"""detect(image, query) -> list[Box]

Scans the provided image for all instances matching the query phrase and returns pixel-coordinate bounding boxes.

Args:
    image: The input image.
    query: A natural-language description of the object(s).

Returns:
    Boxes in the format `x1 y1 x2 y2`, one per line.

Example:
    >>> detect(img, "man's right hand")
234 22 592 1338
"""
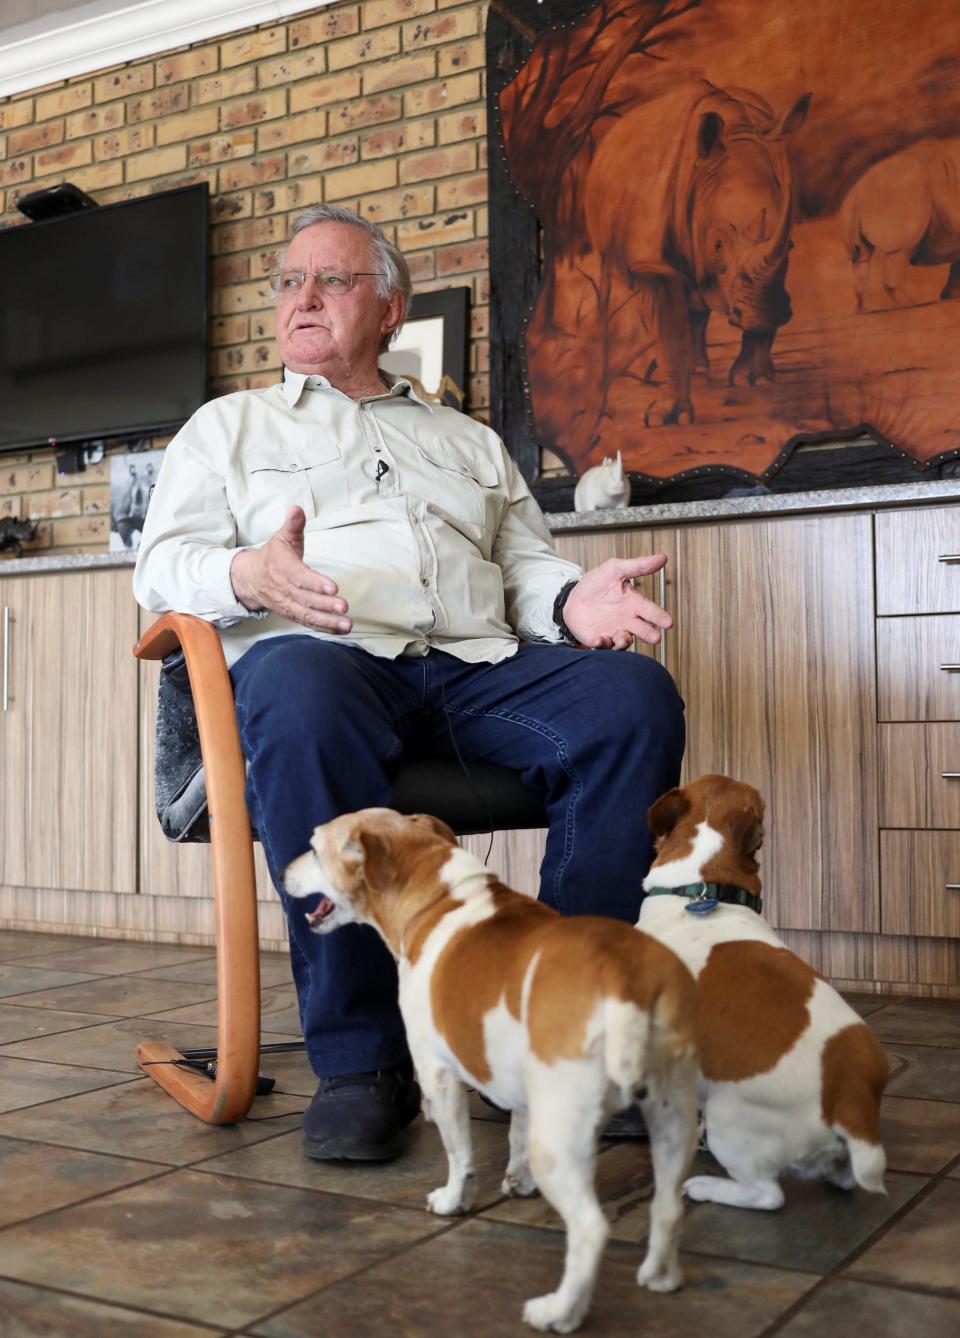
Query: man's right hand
230 506 352 634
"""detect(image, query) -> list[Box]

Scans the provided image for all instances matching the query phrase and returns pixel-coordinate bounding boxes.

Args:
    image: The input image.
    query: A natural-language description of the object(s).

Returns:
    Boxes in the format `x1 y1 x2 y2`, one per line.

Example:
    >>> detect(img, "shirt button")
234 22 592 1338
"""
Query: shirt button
421 577 429 587
374 446 381 452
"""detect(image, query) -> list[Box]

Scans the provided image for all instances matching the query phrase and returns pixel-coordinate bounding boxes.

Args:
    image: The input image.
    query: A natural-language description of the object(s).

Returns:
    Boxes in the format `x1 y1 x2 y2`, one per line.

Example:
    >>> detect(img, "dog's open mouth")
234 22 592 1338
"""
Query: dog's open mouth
305 896 335 927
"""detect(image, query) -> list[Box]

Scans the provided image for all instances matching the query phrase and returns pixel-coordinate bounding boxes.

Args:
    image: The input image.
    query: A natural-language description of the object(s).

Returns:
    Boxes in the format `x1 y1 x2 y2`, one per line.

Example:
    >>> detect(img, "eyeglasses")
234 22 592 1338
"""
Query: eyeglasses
269 267 383 296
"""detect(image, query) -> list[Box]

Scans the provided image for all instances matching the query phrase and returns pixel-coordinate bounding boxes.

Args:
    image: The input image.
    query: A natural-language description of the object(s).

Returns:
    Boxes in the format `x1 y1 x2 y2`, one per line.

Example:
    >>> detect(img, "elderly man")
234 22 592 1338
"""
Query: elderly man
135 204 684 1162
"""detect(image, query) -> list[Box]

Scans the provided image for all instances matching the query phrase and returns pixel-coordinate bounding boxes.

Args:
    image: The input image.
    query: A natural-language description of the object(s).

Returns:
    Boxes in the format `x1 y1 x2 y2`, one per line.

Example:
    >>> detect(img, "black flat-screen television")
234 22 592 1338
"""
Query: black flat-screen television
0 183 208 455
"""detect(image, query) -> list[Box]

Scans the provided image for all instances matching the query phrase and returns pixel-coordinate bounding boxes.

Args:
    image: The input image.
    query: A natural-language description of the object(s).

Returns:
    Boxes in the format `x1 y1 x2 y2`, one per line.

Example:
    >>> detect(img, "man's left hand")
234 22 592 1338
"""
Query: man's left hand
562 555 672 650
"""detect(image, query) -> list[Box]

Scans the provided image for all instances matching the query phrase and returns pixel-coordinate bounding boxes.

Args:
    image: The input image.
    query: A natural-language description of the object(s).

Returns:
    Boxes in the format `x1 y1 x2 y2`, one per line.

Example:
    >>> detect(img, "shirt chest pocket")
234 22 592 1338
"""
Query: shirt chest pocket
414 443 500 526
245 443 349 521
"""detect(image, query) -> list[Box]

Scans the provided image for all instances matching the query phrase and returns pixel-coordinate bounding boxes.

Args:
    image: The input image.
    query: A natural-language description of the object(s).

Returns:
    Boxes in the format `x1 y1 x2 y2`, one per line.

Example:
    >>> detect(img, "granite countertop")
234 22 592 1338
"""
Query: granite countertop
2 478 960 576
545 477 960 529
0 550 138 576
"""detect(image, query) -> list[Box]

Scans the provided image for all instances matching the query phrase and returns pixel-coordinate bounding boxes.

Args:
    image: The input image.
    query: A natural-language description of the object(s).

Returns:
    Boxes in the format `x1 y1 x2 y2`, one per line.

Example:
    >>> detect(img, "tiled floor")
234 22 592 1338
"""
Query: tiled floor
0 930 958 1337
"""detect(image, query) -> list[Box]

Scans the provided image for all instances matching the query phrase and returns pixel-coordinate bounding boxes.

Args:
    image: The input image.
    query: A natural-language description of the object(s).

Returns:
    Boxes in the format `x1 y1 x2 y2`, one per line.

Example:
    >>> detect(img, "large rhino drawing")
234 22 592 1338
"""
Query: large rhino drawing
843 139 960 311
586 80 811 426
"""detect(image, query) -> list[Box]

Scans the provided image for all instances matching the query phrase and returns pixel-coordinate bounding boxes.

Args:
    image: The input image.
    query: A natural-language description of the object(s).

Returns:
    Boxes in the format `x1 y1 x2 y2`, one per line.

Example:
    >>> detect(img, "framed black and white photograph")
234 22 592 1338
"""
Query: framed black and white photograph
380 286 470 411
109 448 164 552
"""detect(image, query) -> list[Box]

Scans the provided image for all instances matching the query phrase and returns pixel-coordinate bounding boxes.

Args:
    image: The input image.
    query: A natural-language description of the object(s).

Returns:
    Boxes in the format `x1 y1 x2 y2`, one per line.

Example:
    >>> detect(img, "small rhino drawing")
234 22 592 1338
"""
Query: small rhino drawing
573 451 630 512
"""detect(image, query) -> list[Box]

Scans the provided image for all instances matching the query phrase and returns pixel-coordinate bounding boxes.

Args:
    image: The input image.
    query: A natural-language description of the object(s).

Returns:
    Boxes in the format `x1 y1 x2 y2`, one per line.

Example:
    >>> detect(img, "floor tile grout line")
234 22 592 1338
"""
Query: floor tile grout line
0 1128 181 1175
0 966 217 992
882 1038 960 1049
0 1004 304 1035
0 980 220 1011
883 1091 960 1108
0 1019 273 1072
0 1163 180 1238
0 1073 143 1119
0 1267 226 1332
0 1015 131 1042
0 1106 306 1175
220 1216 475 1336
185 1158 512 1218
756 1156 960 1337
0 947 215 968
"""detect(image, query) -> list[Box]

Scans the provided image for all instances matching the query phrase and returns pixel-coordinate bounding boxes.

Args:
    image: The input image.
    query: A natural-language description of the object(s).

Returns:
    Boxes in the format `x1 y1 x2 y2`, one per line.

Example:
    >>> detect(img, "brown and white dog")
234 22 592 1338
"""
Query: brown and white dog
284 808 700 1334
638 774 890 1211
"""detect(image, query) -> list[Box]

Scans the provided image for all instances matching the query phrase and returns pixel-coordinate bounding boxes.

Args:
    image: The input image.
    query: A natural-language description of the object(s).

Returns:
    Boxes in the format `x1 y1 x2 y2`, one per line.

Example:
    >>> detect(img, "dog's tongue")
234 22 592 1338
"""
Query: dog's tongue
305 897 334 927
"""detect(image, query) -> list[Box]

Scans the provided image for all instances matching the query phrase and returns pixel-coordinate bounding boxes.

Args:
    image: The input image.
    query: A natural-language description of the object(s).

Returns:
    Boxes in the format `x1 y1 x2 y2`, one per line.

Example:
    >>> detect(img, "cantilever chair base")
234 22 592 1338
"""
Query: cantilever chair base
135 613 261 1125
134 612 548 1126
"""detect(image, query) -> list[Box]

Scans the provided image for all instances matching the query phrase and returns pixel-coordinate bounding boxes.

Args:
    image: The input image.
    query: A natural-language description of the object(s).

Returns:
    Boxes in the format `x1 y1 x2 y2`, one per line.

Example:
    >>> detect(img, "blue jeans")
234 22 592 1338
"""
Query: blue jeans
230 637 684 1077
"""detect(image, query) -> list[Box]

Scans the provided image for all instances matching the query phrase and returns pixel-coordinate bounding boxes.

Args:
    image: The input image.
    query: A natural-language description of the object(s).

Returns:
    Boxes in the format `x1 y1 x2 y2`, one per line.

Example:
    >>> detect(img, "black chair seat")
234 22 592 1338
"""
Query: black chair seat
390 758 547 835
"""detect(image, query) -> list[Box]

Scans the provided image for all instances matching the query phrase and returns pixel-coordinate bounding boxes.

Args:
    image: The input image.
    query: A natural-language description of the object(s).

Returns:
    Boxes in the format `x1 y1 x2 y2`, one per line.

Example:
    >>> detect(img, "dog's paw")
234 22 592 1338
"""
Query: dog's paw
426 1185 469 1216
501 1169 538 1198
523 1292 582 1333
637 1254 683 1293
683 1175 721 1203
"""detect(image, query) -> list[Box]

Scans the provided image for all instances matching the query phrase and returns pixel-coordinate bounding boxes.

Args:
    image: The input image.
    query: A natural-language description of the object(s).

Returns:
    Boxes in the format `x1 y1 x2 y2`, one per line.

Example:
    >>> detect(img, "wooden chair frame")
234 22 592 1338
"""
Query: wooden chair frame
134 613 261 1124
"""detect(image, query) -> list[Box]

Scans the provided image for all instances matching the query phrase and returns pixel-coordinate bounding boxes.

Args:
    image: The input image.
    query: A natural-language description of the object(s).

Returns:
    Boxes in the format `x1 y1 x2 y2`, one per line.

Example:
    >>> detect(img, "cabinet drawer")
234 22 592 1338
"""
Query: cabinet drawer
876 507 960 614
881 830 960 937
879 723 960 826
877 616 960 720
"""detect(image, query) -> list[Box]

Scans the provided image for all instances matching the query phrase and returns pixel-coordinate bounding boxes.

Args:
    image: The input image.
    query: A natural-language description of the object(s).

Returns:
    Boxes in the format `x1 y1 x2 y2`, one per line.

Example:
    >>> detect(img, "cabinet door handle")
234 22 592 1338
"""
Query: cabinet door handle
1 606 9 714
946 884 960 891
938 554 960 563
657 566 667 666
940 664 960 672
944 773 960 779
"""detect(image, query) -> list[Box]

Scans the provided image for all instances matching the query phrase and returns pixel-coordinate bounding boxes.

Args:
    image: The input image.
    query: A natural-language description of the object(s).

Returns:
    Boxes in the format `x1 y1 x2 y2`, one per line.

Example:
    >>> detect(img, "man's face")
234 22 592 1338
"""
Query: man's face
275 222 401 377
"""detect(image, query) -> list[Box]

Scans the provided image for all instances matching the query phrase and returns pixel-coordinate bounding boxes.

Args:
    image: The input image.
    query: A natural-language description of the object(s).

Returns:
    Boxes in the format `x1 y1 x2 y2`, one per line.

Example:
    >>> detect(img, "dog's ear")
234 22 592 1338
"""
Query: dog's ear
742 818 765 854
350 828 393 890
648 788 690 837
409 813 458 845
730 801 765 855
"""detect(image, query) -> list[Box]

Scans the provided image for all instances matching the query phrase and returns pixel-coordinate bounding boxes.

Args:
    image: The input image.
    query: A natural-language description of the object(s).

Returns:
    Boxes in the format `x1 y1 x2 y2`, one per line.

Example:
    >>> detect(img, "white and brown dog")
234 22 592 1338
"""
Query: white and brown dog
284 807 700 1334
638 774 890 1211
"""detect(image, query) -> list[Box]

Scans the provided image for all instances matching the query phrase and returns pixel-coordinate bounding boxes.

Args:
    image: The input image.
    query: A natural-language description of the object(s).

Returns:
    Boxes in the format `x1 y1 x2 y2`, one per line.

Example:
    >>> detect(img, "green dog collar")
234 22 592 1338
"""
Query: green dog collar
644 881 763 916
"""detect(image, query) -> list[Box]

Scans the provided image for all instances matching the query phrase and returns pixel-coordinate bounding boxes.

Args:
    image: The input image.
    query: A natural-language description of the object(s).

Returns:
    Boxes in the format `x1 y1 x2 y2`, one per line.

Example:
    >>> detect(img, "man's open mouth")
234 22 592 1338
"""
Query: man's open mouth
305 896 335 927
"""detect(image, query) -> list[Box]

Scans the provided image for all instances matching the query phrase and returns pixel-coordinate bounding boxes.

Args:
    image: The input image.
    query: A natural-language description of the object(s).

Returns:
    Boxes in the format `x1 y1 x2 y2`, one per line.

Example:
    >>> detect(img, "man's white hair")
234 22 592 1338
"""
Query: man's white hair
282 204 413 350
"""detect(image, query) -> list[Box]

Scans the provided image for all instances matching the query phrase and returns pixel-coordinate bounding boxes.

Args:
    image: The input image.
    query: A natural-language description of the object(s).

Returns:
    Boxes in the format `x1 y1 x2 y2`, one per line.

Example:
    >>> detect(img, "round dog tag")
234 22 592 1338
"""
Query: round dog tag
685 897 718 915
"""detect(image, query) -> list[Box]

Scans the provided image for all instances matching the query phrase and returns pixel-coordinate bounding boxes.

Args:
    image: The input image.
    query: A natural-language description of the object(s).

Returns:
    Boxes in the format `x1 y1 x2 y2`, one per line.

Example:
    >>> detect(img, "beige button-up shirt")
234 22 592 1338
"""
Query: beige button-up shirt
134 370 583 668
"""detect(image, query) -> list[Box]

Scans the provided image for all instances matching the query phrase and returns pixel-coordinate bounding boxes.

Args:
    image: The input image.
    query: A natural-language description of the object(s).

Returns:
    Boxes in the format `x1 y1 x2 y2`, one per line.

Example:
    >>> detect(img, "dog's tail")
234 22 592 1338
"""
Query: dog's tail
823 1023 890 1195
603 984 697 1105
842 1135 887 1194
603 999 652 1108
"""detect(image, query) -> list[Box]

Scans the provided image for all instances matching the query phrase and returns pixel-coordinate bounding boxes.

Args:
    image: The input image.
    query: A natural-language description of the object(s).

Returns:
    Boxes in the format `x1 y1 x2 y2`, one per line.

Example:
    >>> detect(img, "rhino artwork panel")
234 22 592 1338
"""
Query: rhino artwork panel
493 0 960 489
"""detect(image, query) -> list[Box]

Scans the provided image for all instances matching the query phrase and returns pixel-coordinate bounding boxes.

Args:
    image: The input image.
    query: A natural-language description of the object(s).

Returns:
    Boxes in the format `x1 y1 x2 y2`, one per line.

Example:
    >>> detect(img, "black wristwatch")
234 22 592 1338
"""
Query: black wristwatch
553 579 580 645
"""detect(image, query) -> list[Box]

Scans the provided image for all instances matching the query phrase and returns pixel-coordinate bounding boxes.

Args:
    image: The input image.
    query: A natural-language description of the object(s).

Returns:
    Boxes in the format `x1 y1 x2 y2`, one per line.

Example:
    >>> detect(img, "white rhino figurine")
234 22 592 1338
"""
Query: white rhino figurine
573 451 630 512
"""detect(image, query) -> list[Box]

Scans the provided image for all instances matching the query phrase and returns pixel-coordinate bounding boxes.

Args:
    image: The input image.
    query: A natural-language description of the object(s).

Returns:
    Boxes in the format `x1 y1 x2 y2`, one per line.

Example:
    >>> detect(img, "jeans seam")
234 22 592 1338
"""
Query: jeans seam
441 703 581 913
234 696 286 891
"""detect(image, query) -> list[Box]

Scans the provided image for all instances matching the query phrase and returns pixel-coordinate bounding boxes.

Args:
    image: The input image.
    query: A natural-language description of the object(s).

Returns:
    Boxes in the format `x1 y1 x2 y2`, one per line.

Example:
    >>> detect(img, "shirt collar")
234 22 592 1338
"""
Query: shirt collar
281 367 433 411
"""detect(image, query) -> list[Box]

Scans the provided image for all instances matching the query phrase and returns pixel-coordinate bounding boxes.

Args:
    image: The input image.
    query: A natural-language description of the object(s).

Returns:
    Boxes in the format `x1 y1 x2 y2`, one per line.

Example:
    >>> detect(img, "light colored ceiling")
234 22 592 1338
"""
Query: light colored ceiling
0 1 124 45
0 0 326 98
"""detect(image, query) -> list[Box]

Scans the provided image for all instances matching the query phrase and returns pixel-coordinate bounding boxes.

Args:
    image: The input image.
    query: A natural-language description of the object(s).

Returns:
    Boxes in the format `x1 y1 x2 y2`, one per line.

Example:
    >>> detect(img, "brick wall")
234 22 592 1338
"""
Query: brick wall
0 0 490 555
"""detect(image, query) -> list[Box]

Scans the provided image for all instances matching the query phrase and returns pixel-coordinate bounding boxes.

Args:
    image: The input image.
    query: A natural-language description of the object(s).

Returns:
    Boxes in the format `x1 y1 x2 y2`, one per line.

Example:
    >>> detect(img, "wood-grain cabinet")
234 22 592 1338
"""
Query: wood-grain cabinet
876 506 960 940
0 568 139 904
